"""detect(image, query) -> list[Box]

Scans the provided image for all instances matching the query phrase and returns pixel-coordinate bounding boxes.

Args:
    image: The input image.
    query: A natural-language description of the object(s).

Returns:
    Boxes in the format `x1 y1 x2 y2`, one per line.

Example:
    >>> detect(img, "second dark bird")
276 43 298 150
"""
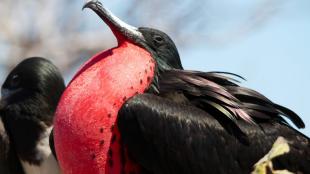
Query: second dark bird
0 57 65 174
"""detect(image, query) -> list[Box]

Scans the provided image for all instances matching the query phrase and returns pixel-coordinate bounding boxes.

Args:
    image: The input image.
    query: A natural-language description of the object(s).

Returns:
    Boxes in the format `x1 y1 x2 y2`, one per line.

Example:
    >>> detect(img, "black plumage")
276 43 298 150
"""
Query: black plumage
140 29 304 130
0 118 24 174
49 129 57 161
0 57 65 174
158 70 305 129
118 94 310 174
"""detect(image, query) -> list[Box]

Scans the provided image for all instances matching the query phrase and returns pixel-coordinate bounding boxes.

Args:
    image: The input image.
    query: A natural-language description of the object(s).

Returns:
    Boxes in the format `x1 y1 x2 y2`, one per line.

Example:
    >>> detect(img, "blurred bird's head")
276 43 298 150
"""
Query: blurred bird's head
0 57 65 125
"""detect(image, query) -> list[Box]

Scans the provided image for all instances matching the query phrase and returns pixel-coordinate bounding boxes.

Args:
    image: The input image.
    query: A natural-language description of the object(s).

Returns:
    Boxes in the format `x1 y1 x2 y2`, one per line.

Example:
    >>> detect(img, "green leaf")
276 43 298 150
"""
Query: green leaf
252 137 294 174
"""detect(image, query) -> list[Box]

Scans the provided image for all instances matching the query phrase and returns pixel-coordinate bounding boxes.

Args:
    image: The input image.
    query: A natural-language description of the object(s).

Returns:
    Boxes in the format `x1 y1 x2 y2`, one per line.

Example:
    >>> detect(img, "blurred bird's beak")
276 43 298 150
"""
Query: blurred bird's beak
0 89 9 110
82 0 146 45
1 88 11 100
0 88 19 110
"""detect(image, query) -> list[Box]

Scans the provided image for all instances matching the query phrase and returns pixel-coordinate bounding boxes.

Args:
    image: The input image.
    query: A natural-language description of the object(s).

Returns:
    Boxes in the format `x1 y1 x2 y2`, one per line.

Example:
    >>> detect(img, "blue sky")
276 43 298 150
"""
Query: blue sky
179 0 310 135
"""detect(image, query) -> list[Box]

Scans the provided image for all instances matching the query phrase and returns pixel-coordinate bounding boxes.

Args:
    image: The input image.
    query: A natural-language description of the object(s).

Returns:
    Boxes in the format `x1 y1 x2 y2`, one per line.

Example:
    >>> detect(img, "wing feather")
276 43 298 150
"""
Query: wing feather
118 94 310 174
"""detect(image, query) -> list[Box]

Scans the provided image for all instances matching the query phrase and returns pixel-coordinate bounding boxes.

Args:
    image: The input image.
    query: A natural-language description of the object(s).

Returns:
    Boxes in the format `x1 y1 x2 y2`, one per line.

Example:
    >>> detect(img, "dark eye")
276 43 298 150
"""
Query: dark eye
153 35 164 45
10 74 21 88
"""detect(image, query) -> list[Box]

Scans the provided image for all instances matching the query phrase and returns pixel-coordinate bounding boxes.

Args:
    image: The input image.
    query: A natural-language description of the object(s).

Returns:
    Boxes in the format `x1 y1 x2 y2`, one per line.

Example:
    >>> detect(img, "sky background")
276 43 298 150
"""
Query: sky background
180 0 310 135
0 0 309 135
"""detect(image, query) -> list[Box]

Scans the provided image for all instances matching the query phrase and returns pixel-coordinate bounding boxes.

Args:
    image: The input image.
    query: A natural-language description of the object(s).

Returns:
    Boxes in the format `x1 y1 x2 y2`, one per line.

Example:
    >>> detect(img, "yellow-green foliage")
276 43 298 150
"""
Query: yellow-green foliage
252 137 294 174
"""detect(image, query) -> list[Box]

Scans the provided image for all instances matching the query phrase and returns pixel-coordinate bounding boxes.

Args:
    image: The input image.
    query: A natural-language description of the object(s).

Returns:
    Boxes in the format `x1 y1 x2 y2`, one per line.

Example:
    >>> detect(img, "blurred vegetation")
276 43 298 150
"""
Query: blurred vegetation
0 0 207 74
0 0 282 77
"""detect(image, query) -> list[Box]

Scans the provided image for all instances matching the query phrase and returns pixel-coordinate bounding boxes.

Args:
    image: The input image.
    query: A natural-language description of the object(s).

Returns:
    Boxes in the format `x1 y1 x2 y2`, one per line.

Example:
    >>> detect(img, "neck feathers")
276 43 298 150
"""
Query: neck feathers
20 126 61 174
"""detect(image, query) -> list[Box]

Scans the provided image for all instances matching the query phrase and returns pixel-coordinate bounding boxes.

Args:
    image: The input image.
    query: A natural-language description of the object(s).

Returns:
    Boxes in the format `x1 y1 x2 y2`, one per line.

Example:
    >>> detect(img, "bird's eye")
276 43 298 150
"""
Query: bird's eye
10 74 21 88
153 35 164 45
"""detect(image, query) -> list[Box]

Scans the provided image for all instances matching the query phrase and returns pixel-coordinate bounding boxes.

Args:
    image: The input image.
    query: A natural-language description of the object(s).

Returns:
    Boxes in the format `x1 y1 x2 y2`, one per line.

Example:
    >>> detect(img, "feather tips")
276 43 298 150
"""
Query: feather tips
158 69 305 129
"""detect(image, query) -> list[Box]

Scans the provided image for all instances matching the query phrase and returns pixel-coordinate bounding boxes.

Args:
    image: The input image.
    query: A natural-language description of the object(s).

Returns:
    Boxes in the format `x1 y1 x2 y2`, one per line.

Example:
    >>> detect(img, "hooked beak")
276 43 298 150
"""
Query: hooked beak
83 0 146 45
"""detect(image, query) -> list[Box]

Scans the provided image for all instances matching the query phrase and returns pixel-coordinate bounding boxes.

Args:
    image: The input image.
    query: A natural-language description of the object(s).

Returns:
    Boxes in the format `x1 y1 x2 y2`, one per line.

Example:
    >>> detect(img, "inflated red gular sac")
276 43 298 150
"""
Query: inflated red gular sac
53 1 310 174
53 1 180 174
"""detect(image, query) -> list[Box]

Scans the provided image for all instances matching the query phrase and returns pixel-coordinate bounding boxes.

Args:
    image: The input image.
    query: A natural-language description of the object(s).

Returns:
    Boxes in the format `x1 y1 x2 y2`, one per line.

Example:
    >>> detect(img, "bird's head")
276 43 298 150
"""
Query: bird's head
0 57 65 125
83 0 183 71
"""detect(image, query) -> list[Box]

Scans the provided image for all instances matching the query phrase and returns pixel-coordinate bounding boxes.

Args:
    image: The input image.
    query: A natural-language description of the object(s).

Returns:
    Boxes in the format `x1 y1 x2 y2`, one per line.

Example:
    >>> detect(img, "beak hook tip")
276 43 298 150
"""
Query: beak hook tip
82 0 102 11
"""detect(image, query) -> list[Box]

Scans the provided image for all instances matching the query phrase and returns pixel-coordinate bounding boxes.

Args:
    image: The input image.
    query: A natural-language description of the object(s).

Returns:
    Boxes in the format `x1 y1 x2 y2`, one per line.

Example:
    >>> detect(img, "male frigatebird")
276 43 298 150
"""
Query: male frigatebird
0 57 64 174
53 1 310 174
